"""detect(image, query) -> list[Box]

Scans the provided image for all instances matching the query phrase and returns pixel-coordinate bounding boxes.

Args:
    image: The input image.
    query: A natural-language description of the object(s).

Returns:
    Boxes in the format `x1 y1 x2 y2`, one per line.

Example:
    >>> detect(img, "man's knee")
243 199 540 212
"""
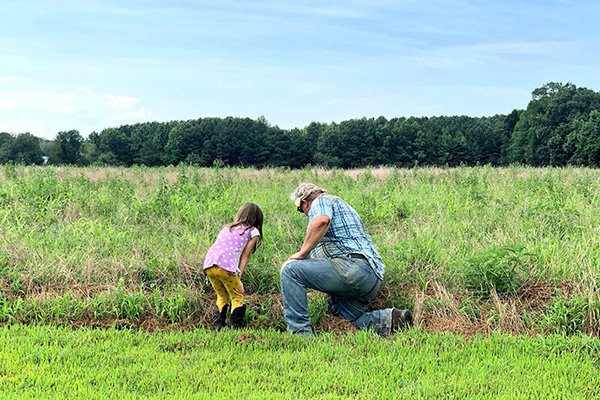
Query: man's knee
281 259 310 283
280 259 299 279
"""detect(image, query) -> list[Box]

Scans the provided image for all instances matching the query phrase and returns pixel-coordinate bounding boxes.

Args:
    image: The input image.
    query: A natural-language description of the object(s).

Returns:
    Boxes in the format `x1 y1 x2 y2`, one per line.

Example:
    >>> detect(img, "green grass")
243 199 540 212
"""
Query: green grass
1 165 600 398
0 324 599 399
0 165 599 334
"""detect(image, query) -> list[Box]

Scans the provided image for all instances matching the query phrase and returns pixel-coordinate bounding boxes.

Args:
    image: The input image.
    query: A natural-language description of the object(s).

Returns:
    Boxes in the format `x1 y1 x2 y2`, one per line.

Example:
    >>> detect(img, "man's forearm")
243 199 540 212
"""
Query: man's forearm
297 215 331 257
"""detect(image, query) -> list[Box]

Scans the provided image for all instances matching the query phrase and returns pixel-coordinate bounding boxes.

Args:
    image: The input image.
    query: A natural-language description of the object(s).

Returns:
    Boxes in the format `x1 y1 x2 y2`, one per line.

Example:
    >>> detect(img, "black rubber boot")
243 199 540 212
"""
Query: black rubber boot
229 304 247 329
213 304 229 331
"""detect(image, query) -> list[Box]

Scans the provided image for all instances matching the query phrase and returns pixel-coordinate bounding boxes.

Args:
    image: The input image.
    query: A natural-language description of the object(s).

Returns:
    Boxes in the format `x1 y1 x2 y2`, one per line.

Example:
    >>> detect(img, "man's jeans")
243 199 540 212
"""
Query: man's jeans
280 255 394 336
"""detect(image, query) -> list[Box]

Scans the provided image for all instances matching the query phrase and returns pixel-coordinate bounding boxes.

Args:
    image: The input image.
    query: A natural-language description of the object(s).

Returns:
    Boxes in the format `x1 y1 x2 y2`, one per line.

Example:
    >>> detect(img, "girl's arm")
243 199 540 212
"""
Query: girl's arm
238 236 259 278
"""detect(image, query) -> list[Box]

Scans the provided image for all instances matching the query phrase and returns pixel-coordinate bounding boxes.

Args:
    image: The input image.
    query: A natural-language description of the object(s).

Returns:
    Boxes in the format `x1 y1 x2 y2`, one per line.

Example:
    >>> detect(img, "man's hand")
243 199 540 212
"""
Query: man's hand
288 251 310 260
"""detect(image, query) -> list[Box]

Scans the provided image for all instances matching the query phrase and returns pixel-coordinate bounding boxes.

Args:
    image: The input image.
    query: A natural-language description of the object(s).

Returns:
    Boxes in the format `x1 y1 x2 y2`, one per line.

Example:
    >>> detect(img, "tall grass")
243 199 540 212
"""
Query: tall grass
0 165 599 334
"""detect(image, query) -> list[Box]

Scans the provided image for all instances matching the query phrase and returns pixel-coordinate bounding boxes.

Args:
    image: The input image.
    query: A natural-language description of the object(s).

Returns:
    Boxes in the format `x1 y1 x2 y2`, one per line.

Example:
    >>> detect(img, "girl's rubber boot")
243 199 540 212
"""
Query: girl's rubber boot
213 304 229 331
229 305 247 329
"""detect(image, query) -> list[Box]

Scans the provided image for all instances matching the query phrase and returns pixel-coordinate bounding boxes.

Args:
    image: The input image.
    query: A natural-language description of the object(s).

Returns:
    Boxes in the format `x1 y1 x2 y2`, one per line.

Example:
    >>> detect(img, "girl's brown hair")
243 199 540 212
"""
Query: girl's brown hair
226 202 263 253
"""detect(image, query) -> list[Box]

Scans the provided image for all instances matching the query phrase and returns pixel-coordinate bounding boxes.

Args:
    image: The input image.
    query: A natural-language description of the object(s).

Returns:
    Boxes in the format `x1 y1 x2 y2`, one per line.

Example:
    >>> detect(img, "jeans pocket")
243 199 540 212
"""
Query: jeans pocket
332 258 370 290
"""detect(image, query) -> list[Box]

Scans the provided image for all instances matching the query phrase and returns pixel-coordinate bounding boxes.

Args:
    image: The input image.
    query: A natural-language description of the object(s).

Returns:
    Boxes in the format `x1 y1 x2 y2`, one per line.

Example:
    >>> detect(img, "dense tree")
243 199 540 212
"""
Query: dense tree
80 132 102 165
0 133 44 165
314 123 343 167
91 127 132 166
4 82 600 168
0 132 12 149
508 82 600 166
262 126 294 167
497 110 520 165
207 117 253 166
383 118 414 167
129 122 172 166
567 110 600 166
164 119 205 165
48 130 83 165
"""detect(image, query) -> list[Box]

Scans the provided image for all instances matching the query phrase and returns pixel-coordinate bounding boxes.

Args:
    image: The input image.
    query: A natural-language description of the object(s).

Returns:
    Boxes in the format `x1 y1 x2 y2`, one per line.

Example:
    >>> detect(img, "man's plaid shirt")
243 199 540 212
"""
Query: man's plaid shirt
308 193 385 280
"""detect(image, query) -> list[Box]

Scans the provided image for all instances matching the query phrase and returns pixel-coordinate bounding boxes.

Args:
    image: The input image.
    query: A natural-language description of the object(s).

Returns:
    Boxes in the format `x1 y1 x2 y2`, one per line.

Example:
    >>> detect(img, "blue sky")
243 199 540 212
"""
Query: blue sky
1 0 599 140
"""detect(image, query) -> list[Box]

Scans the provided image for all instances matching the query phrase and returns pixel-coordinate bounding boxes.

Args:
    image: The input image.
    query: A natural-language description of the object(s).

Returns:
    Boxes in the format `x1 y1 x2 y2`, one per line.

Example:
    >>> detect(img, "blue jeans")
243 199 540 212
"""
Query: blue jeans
280 255 394 336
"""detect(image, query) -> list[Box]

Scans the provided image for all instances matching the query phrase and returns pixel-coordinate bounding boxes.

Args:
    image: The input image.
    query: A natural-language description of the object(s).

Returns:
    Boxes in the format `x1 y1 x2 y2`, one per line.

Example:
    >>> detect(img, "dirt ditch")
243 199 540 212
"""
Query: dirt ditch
1 278 593 337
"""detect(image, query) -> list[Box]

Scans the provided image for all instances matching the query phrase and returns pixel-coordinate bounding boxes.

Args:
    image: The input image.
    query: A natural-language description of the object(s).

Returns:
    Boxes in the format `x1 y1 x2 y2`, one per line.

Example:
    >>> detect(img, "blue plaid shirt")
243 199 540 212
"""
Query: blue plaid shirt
308 193 385 280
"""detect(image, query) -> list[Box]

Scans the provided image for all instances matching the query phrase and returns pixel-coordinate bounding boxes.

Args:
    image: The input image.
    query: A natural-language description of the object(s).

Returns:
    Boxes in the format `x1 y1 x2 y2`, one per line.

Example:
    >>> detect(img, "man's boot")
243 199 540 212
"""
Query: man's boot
229 304 247 329
391 308 412 333
213 304 229 331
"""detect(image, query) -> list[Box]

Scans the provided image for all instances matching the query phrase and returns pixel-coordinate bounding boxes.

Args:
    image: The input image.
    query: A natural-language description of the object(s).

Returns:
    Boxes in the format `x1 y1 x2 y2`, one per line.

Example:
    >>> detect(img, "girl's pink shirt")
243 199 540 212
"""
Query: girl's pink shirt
203 225 260 274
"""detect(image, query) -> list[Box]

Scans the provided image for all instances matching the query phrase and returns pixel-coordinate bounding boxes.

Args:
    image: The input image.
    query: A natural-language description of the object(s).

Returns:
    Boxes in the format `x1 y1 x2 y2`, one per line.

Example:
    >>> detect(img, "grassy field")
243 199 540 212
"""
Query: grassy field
1 165 599 398
1 324 599 399
0 164 599 334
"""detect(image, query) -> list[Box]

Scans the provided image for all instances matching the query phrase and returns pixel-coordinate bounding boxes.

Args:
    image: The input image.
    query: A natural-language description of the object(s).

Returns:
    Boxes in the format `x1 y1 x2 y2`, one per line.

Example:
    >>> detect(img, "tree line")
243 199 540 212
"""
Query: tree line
3 82 600 168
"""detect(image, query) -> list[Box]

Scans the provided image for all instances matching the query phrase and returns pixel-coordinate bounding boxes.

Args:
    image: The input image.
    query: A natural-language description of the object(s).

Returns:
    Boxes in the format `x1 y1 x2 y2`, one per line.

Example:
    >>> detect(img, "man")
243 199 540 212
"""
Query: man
280 183 412 336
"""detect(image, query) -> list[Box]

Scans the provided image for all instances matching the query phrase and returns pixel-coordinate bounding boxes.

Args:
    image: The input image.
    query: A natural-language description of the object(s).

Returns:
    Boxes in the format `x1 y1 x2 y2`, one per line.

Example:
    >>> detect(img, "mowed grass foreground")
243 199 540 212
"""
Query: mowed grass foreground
0 164 599 335
1 324 599 399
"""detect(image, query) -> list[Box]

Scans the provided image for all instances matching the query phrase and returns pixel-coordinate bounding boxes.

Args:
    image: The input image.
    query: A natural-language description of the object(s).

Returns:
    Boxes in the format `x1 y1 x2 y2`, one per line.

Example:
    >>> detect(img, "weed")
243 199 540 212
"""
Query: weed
308 291 328 326
111 281 147 321
161 292 192 323
245 294 285 330
463 246 529 299
540 296 590 335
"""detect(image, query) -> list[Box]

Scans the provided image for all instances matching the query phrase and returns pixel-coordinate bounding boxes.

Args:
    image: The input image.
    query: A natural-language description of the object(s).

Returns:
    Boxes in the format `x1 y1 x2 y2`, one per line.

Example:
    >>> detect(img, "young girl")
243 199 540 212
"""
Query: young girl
203 202 263 330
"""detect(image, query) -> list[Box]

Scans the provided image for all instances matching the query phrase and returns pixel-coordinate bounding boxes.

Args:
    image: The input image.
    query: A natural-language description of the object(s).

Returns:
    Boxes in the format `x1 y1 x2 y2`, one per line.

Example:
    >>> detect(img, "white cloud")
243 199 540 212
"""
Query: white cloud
78 87 97 97
414 40 576 69
0 86 152 138
131 106 151 117
102 95 138 109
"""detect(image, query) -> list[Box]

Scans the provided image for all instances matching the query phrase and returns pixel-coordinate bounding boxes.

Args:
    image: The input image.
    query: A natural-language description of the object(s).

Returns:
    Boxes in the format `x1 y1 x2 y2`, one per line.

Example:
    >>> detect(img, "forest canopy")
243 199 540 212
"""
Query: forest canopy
3 82 600 168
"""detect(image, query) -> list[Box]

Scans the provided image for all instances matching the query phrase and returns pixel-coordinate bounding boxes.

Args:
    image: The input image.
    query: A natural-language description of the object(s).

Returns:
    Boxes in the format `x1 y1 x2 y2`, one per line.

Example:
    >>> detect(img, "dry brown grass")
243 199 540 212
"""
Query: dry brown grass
5 278 594 337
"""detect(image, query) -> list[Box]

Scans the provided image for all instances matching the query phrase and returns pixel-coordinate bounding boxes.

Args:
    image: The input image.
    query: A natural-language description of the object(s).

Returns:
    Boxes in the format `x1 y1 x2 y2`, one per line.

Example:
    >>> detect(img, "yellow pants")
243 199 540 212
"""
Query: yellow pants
205 266 243 311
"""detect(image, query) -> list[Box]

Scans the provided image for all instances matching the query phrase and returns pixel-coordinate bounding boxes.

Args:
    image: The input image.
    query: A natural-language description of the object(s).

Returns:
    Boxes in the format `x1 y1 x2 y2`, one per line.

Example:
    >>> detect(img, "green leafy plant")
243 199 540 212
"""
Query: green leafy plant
463 246 528 299
540 296 589 335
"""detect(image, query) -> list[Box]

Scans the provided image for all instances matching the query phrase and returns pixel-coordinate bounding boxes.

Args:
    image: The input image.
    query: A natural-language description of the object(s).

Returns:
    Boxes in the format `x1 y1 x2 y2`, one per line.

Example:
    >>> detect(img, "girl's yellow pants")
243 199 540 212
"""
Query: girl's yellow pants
205 266 244 311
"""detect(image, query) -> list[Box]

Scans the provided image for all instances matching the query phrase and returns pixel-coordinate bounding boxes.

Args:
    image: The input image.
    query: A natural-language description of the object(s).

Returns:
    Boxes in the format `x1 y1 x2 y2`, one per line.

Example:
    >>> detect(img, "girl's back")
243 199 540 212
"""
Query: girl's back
204 224 260 274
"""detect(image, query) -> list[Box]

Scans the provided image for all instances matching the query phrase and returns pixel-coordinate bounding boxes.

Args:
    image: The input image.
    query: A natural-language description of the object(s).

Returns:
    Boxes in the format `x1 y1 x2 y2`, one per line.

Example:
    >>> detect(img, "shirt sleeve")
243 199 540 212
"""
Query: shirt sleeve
250 227 260 238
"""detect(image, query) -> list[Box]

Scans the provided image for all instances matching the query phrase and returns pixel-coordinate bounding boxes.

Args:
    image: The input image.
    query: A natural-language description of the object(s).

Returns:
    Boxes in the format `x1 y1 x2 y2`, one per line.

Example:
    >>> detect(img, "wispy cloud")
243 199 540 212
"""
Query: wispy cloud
0 86 152 138
1 1 598 136
131 106 151 118
414 40 577 69
78 87 97 97
102 95 139 109
457 41 575 56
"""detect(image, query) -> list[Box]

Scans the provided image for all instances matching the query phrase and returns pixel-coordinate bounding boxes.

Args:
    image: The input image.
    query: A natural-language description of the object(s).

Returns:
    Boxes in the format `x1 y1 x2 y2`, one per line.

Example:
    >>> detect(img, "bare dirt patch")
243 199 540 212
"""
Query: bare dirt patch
317 315 359 334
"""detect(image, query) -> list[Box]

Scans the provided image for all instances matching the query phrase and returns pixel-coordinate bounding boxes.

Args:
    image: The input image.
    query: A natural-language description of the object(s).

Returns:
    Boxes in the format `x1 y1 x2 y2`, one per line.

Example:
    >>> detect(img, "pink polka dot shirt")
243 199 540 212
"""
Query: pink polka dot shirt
203 225 260 274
